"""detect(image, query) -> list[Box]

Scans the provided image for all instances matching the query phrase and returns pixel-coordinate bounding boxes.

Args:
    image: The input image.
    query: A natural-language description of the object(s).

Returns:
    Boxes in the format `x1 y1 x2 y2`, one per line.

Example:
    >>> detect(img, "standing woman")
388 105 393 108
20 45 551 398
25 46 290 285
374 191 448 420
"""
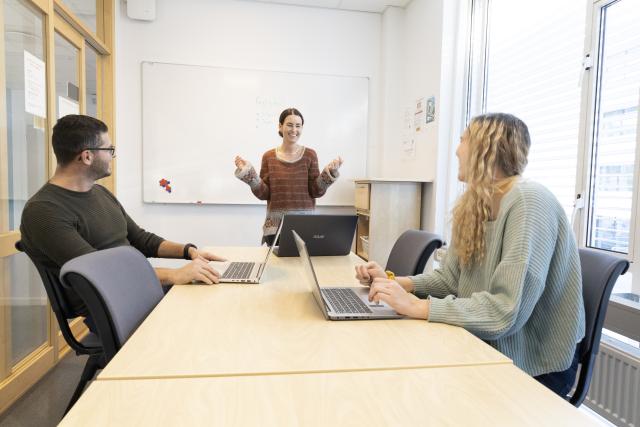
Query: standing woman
356 113 585 397
235 108 343 245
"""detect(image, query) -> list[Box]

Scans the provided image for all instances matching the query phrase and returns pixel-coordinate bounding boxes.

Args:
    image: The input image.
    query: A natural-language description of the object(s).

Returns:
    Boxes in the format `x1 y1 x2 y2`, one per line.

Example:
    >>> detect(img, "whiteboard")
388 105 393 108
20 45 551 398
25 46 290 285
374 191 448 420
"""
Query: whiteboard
142 62 368 205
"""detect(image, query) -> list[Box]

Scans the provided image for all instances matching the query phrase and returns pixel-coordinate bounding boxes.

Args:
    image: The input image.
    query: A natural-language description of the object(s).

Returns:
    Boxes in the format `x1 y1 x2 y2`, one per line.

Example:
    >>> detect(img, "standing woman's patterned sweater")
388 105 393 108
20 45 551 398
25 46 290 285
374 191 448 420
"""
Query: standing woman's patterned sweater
235 147 338 240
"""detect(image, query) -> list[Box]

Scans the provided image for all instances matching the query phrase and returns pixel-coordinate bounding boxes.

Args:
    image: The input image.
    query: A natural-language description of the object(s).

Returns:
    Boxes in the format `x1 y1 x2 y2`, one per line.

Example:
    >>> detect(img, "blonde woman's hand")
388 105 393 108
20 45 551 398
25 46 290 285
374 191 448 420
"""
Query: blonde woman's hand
325 156 343 173
234 156 247 169
369 278 429 319
355 261 386 287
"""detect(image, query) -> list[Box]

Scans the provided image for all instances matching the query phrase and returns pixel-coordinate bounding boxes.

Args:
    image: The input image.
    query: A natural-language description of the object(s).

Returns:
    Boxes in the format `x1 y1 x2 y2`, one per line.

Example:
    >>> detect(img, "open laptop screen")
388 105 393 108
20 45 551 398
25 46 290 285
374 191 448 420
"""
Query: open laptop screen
293 231 329 316
276 214 357 257
256 220 284 276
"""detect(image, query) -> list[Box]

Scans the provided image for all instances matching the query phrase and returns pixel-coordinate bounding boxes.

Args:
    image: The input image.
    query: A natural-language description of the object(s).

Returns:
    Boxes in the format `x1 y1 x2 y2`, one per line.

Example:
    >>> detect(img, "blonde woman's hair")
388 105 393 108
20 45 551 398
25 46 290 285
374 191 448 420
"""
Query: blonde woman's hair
452 113 530 267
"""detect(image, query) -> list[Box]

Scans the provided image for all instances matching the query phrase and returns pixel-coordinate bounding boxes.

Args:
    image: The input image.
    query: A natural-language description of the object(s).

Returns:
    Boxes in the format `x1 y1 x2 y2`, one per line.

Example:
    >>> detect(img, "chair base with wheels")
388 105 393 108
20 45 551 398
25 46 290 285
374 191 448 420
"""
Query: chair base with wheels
65 351 104 414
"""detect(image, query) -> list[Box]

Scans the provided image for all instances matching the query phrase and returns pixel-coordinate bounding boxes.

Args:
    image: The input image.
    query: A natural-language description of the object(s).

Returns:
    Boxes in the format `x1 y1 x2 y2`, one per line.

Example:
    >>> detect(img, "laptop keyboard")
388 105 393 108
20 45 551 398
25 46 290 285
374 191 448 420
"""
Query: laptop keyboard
222 262 255 279
322 288 372 314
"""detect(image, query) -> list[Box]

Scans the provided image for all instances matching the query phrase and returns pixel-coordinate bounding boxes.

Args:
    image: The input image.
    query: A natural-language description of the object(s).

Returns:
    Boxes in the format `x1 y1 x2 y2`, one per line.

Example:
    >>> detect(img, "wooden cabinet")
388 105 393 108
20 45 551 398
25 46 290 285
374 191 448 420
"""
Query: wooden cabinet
354 179 425 264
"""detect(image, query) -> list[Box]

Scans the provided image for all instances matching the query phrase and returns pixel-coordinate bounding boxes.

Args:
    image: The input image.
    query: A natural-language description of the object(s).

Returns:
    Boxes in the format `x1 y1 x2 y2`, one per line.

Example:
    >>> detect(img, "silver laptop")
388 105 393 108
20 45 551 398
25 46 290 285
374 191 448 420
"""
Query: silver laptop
218 222 282 284
293 231 403 320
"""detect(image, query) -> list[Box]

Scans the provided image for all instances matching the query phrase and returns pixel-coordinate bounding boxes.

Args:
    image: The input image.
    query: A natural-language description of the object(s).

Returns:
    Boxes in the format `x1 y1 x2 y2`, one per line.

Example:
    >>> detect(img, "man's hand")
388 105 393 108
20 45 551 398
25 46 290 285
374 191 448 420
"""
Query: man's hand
171 258 220 285
188 247 227 263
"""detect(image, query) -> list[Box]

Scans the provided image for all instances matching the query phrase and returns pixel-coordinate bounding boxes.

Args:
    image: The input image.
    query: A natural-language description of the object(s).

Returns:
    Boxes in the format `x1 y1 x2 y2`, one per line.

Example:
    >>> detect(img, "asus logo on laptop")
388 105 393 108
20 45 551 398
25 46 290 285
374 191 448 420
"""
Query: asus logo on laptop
312 234 325 239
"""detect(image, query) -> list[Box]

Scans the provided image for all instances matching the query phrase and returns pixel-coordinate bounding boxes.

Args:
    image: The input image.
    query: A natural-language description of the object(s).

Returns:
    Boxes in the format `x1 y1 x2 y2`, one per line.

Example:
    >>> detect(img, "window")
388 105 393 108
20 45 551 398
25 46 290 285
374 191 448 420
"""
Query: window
2 0 49 367
464 0 640 351
54 31 79 119
85 42 99 117
480 0 588 216
585 0 640 255
58 0 97 33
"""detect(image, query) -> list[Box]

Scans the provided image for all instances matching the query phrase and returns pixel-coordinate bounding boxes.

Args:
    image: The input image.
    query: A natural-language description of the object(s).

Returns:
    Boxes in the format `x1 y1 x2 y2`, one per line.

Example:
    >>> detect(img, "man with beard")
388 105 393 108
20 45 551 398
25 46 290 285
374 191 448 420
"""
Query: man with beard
20 115 223 318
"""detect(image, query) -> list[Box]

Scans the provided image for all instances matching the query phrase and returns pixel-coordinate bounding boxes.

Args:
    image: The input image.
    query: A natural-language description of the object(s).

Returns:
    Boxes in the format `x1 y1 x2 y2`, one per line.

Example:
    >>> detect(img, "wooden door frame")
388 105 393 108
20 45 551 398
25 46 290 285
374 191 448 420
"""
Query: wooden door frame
0 0 115 414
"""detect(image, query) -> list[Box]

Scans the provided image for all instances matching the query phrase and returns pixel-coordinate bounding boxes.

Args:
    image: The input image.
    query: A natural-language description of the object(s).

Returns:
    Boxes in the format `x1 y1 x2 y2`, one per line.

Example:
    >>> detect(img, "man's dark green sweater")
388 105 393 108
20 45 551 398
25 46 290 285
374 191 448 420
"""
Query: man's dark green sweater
20 183 165 315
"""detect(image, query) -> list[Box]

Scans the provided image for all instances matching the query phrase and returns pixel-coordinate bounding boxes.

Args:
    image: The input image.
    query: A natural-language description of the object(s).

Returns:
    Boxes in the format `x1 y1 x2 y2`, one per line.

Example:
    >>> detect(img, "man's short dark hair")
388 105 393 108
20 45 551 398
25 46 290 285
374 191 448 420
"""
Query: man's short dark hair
52 115 108 165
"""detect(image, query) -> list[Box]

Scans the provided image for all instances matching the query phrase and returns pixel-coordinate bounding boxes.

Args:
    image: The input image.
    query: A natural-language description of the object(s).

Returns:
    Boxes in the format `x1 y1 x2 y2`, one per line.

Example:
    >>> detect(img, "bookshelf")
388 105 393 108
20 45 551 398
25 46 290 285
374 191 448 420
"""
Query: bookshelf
354 179 425 264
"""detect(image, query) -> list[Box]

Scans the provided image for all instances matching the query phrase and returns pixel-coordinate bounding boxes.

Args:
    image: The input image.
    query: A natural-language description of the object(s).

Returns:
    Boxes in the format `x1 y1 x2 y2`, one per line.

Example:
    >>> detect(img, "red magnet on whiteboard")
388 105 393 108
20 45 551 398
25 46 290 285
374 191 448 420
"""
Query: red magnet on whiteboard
159 178 172 193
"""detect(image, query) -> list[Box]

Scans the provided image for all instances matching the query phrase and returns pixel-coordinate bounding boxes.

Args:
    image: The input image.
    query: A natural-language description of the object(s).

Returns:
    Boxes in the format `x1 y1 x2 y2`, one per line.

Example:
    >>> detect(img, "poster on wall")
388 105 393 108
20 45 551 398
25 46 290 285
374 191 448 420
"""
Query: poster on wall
402 106 416 158
24 51 46 118
414 97 425 132
426 96 436 123
58 96 79 119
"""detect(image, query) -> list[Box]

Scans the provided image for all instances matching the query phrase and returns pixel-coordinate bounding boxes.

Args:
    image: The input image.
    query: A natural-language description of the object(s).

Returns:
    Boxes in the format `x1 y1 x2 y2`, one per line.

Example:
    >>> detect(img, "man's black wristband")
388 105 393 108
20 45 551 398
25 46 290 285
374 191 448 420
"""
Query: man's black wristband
183 243 197 260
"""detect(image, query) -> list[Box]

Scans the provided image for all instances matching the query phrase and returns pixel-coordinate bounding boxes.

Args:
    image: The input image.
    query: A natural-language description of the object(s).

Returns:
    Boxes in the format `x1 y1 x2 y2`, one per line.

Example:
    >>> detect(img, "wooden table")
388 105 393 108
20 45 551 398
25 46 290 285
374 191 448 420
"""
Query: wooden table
98 248 510 381
63 364 597 426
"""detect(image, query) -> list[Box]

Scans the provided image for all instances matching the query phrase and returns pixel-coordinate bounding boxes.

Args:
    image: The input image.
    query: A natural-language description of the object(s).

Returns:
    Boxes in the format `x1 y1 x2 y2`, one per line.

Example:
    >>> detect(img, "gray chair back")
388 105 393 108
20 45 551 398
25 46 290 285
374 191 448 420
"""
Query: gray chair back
60 246 164 360
569 247 629 406
385 230 443 276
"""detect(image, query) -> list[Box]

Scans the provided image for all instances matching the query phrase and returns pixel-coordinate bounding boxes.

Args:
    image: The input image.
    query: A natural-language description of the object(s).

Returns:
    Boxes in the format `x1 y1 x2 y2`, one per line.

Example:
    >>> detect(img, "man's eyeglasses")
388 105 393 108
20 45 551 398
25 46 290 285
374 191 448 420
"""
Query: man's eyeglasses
85 146 116 157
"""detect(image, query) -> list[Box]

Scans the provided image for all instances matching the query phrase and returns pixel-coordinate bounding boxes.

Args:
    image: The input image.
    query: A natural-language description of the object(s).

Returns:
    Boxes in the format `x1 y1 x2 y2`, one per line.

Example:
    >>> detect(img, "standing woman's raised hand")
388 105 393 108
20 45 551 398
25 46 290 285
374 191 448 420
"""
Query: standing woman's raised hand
326 156 343 174
234 156 247 169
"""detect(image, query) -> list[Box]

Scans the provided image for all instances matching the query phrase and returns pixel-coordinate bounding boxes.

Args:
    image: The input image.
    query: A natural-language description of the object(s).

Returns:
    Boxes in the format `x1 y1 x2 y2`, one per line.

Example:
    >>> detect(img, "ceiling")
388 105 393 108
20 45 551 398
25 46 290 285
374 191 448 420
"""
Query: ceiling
239 0 413 13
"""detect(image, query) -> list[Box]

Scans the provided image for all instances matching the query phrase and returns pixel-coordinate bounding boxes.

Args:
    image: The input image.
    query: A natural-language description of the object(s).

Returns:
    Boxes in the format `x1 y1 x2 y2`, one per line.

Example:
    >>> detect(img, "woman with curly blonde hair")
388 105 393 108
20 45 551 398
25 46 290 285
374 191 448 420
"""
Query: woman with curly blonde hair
356 113 585 396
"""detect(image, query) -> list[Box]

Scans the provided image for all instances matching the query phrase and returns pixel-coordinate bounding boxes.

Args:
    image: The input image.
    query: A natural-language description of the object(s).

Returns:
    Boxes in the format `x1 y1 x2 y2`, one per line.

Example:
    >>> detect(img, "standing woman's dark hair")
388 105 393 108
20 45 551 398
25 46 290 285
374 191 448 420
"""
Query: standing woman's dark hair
278 108 304 137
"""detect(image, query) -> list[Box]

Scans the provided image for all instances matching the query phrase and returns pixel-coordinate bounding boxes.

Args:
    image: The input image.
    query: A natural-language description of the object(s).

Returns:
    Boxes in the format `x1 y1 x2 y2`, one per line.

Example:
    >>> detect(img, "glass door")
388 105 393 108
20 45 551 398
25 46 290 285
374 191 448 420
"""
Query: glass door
0 0 114 415
0 0 54 411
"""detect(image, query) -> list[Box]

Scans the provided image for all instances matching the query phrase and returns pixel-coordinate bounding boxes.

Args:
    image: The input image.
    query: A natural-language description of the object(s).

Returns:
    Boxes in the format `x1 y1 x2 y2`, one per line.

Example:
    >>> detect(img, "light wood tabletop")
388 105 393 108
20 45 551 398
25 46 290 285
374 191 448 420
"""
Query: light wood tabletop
97 247 510 380
64 364 597 426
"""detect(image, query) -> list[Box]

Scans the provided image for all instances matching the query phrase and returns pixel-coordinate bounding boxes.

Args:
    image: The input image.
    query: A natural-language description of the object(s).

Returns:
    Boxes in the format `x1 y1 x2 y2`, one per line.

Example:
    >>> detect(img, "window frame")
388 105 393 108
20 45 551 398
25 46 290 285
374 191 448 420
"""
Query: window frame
461 0 640 341
577 0 640 343
576 0 640 266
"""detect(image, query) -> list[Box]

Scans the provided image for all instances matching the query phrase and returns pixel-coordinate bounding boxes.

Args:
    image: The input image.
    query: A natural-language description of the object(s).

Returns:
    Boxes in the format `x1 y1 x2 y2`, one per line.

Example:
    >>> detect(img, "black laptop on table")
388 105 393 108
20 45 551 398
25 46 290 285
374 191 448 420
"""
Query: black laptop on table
273 214 357 257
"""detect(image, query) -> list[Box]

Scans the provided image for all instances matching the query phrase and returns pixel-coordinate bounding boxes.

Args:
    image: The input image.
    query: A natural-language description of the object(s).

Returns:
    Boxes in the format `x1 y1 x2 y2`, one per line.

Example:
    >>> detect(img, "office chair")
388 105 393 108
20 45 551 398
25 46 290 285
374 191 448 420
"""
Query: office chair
15 241 105 415
568 248 629 407
385 230 443 276
60 246 164 363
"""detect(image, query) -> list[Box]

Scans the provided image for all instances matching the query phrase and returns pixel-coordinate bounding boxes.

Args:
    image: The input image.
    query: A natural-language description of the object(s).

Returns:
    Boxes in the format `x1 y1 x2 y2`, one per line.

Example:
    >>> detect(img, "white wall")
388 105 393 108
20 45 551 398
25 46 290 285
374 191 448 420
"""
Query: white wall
115 0 382 246
379 6 405 171
378 0 464 238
